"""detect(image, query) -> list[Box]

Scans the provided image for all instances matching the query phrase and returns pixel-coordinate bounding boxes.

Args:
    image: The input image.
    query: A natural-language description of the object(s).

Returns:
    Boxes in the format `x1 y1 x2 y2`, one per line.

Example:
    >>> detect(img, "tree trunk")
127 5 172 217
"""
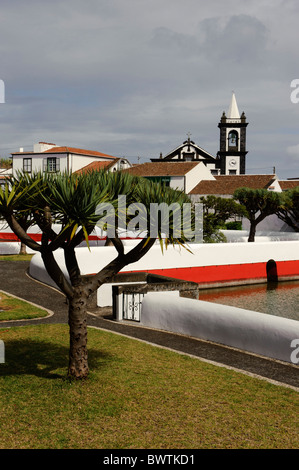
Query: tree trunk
248 222 256 242
19 241 27 255
68 287 89 379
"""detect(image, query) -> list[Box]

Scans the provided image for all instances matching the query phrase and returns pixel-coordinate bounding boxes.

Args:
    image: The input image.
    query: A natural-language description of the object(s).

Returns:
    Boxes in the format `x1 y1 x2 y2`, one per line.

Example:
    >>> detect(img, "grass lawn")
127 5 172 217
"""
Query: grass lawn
0 254 33 261
0 291 49 322
0 323 298 449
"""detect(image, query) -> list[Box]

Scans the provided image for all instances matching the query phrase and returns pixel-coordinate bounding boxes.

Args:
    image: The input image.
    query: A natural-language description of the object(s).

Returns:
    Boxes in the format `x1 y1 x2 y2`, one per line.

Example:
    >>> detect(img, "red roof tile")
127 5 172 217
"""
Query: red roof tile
189 174 277 195
44 146 117 159
279 180 299 191
75 160 117 174
123 161 200 177
12 146 117 159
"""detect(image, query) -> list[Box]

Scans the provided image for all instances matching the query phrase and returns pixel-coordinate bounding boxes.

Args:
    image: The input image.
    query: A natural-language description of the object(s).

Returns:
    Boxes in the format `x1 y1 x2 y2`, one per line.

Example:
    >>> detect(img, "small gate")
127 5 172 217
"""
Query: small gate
122 291 145 321
112 276 199 323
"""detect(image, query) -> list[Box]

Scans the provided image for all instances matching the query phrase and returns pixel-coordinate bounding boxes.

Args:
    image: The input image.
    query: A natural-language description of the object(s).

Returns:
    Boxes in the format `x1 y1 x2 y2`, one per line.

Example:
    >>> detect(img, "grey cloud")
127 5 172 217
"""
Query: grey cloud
0 1 298 179
151 14 268 64
199 14 268 63
150 27 199 57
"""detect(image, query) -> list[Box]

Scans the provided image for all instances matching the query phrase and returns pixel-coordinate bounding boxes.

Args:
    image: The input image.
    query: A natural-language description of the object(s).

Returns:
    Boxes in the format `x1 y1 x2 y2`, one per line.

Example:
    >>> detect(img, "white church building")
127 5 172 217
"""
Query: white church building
150 92 248 177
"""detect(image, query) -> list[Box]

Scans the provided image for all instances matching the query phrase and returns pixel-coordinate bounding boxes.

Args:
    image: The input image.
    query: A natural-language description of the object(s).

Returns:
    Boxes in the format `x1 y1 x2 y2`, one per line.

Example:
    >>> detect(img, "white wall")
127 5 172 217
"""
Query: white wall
69 155 114 172
169 176 184 191
222 229 299 242
140 293 299 364
29 240 299 293
12 153 69 173
185 162 215 193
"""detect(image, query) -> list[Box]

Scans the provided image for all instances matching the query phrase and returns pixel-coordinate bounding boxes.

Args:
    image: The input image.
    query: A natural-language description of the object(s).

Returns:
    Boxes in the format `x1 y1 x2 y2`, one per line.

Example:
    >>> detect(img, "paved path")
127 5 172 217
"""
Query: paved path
0 260 298 391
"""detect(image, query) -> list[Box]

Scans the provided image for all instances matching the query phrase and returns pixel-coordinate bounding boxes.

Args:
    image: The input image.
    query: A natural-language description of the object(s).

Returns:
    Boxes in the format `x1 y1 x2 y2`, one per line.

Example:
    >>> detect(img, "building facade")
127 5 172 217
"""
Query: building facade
11 142 131 175
151 92 248 177
216 92 248 175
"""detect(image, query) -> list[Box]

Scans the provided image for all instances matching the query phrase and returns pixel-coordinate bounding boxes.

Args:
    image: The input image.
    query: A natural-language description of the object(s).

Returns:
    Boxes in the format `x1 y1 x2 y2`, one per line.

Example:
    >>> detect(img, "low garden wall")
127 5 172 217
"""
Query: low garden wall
140 293 299 364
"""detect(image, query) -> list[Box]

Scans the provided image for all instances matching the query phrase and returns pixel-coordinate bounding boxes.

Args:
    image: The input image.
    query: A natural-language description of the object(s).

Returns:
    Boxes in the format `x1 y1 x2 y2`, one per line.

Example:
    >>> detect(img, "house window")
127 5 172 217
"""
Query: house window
23 158 32 173
43 157 60 173
229 169 237 175
146 176 171 186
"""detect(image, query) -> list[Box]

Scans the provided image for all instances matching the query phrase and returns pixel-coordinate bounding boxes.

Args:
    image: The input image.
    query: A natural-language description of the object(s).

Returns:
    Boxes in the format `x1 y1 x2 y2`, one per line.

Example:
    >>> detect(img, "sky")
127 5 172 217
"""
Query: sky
1 0 299 179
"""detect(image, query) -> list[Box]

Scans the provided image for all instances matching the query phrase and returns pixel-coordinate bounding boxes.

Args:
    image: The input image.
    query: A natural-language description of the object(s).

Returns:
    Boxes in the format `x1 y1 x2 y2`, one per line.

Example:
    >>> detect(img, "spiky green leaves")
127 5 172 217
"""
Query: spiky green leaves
0 169 199 252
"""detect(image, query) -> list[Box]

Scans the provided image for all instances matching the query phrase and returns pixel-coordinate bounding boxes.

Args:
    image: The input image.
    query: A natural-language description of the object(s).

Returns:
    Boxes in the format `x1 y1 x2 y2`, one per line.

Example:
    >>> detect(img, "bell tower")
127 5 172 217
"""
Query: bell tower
217 92 248 175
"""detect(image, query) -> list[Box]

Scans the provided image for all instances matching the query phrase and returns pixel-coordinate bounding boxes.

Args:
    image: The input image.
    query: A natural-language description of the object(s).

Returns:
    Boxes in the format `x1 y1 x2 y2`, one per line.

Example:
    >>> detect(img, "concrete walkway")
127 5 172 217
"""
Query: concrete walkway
0 259 298 391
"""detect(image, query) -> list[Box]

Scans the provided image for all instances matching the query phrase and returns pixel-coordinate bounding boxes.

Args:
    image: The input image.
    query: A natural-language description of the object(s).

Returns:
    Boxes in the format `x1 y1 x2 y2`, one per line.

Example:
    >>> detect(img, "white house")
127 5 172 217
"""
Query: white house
123 161 215 193
11 142 132 175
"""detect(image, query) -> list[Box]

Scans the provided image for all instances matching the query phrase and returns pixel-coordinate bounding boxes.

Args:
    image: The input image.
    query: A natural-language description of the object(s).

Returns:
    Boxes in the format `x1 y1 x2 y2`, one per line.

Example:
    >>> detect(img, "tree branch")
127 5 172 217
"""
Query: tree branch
33 210 57 241
124 237 156 264
6 213 41 252
64 245 82 287
109 236 124 256
41 249 74 298
87 237 156 294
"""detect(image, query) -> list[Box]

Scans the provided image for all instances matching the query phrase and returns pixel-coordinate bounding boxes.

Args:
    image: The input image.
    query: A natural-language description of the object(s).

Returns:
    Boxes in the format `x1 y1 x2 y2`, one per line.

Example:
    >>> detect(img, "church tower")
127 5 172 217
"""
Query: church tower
217 93 248 175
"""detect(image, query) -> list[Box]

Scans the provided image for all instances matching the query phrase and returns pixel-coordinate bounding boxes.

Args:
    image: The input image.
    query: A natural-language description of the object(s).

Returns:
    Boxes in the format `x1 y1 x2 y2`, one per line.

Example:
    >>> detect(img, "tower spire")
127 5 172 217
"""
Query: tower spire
217 92 248 175
227 91 240 119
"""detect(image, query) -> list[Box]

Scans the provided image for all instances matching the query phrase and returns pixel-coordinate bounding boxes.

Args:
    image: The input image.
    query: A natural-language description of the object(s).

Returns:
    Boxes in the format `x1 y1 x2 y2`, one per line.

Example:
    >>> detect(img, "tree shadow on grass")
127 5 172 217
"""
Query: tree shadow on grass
0 339 113 380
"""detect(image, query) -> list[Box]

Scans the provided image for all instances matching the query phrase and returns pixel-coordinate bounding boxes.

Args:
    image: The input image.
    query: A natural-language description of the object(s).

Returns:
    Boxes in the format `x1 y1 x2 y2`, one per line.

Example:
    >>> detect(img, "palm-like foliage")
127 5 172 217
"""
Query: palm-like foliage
0 171 45 252
131 178 196 251
0 169 198 378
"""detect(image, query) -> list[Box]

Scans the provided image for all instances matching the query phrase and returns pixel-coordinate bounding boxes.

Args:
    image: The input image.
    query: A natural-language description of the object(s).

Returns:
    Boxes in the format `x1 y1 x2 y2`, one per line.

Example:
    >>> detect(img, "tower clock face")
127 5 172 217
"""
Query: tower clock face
229 158 237 167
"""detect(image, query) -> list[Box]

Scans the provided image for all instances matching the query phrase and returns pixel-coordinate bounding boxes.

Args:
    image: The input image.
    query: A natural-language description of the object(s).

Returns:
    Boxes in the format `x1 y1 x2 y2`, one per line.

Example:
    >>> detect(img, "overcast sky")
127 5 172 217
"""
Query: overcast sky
1 0 299 179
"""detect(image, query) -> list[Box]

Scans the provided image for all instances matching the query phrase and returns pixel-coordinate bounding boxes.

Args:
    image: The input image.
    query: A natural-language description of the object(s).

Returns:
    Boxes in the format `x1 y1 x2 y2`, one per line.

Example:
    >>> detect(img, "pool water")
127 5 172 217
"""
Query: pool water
198 280 299 321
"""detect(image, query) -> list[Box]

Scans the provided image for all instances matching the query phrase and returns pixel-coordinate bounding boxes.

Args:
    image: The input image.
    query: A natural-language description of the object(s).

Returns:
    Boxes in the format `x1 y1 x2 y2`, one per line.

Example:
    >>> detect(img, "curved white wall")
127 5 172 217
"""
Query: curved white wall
29 240 299 283
140 293 299 364
222 230 299 243
28 243 299 364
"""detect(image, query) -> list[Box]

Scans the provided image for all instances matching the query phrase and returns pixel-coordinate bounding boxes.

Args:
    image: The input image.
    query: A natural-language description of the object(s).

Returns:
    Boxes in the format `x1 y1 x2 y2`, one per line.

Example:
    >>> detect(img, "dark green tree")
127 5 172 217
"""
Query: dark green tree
0 158 12 169
200 195 246 242
233 187 280 242
276 187 299 232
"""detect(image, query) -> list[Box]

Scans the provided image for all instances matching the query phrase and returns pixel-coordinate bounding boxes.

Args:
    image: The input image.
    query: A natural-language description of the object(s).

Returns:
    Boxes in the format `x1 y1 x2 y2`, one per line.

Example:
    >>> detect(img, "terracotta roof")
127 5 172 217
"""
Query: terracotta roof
279 180 299 191
43 146 117 159
123 161 200 177
12 146 117 159
189 174 277 195
75 160 117 174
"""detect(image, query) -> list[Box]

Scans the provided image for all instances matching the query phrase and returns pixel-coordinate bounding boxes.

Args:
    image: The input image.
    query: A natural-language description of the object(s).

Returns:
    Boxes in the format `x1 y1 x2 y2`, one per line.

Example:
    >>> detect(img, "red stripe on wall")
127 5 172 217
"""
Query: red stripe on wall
124 260 299 285
277 260 299 277
0 233 103 242
0 233 20 241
